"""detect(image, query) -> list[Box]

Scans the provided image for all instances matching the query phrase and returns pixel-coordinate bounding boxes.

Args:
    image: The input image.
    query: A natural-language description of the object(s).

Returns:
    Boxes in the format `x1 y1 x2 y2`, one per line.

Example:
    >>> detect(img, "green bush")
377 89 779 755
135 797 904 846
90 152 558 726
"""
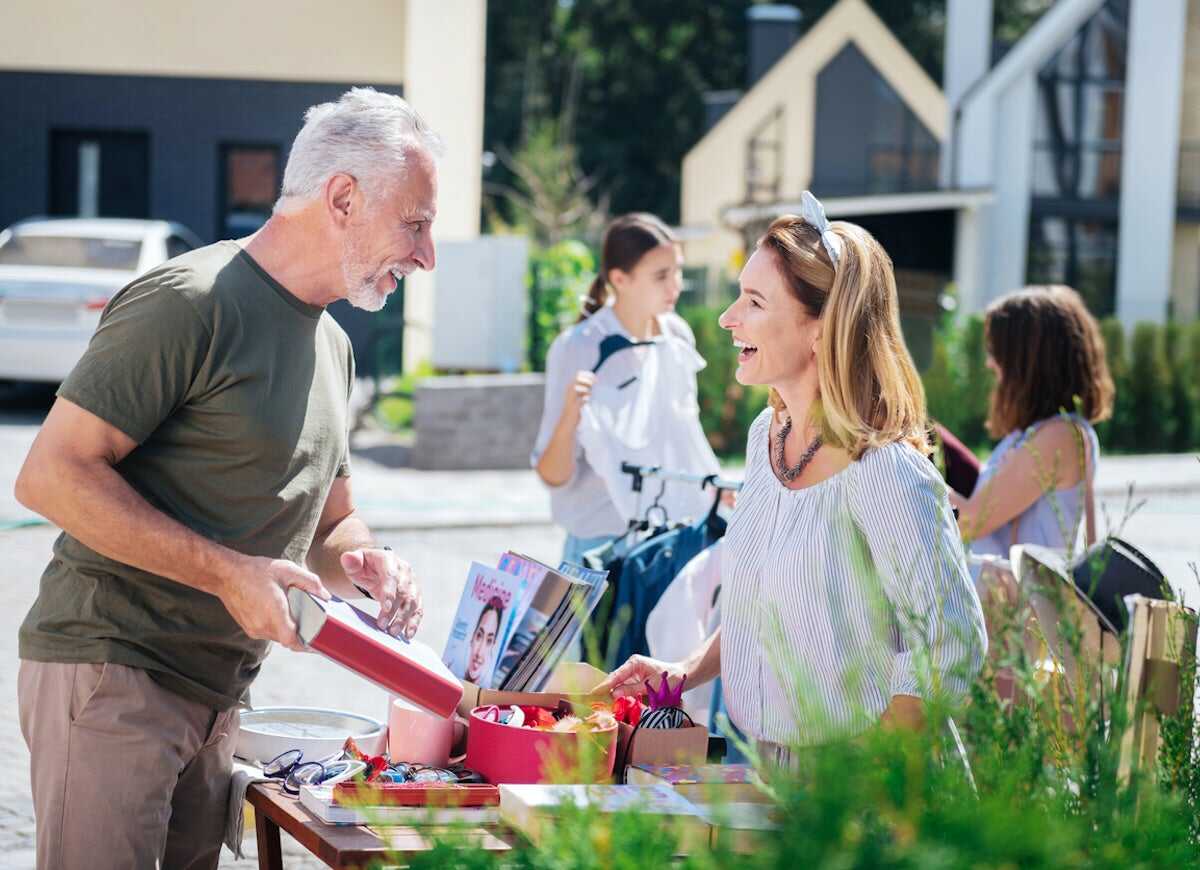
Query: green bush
1189 321 1200 451
1095 318 1132 450
528 240 596 372
920 314 992 450
959 316 992 447
924 315 1200 455
1128 323 1173 453
679 304 770 458
389 575 1200 868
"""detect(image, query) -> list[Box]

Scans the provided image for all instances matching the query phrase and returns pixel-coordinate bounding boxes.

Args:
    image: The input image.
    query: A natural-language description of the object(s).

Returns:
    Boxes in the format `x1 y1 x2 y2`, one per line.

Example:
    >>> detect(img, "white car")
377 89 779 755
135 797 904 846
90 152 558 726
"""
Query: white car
0 218 202 383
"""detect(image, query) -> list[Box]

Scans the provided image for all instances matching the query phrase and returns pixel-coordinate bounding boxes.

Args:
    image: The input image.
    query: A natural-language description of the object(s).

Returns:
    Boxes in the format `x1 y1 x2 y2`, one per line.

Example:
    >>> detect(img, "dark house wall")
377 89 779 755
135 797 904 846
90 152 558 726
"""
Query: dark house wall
812 43 940 198
0 70 400 243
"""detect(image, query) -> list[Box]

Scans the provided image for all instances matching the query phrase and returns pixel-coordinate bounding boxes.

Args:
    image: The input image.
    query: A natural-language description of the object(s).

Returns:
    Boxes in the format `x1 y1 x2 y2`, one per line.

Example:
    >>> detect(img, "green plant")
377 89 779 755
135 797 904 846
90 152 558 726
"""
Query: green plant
1096 317 1132 450
528 240 596 372
920 314 992 450
370 360 437 432
1129 322 1173 452
379 473 1198 867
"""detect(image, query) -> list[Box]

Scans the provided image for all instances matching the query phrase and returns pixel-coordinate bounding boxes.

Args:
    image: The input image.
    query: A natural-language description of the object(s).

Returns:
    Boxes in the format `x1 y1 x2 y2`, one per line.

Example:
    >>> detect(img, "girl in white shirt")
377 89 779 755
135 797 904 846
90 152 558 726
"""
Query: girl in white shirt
531 213 719 564
597 195 987 758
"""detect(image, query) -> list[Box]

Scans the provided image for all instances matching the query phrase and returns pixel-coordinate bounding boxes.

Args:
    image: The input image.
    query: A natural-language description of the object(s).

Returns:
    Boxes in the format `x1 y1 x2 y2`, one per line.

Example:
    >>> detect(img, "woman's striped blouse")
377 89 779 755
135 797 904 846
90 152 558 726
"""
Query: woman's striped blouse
720 408 987 746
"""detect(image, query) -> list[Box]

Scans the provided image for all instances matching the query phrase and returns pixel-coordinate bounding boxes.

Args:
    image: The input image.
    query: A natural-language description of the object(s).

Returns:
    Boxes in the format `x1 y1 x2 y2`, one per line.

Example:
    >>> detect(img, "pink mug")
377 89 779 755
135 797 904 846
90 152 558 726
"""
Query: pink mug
388 697 454 766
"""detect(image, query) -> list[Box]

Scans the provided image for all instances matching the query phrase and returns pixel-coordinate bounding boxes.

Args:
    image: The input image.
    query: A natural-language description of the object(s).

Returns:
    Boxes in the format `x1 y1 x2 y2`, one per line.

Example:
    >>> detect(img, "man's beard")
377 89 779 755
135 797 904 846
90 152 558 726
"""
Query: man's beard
341 228 394 312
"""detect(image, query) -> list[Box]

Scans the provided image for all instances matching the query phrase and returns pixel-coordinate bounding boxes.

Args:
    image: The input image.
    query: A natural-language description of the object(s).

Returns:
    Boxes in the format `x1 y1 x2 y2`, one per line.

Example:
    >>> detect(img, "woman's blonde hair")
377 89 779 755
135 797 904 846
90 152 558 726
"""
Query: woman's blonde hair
759 215 930 458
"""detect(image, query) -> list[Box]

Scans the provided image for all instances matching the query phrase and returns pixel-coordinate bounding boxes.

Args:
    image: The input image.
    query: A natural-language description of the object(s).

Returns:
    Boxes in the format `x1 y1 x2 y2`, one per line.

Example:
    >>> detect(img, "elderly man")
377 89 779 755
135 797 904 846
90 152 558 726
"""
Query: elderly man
15 88 439 870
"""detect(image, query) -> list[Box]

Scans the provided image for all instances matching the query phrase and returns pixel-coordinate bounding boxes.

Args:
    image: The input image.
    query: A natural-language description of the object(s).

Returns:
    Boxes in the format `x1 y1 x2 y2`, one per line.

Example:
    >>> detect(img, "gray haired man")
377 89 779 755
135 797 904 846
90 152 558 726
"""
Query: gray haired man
15 88 439 869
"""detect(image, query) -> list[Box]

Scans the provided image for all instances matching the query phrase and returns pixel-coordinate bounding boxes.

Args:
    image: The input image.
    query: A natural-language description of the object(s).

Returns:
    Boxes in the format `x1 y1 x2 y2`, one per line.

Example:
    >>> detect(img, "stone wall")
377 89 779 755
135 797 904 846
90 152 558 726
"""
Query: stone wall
412 374 547 470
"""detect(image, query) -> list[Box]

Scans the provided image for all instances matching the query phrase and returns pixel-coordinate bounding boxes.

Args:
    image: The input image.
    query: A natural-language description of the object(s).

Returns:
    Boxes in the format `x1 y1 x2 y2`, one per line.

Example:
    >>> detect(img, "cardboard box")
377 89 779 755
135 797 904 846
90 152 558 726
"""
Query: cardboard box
457 662 607 719
616 722 709 774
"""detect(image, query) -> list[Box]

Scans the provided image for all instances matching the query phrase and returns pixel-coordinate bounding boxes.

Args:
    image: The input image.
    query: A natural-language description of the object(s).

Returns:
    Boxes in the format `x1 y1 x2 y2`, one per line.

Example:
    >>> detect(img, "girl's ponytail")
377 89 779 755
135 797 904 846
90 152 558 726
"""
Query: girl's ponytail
578 273 609 323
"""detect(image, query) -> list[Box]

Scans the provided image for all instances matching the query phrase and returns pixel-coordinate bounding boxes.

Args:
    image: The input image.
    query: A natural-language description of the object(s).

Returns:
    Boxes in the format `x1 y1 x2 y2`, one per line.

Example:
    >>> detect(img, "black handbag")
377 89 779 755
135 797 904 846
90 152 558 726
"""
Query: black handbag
1068 537 1167 635
1016 421 1168 636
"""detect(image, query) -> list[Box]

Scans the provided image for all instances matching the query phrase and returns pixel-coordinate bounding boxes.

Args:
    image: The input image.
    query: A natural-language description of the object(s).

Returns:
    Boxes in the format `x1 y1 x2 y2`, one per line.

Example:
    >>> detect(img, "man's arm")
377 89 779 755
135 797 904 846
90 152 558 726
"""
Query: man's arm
307 476 423 638
15 398 329 649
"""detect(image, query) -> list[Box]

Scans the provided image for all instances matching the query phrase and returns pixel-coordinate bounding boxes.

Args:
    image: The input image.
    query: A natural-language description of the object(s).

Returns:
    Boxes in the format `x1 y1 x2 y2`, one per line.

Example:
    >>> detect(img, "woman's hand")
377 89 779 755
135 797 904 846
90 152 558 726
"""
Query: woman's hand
591 654 687 700
879 695 925 732
562 370 595 420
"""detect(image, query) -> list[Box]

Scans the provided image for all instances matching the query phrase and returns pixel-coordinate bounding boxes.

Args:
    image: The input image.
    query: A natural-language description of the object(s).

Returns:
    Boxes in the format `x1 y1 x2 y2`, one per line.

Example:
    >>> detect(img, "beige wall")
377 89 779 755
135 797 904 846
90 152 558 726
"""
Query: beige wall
1180 0 1200 149
681 0 946 286
1172 0 1200 320
402 0 487 370
1171 226 1199 321
0 0 407 84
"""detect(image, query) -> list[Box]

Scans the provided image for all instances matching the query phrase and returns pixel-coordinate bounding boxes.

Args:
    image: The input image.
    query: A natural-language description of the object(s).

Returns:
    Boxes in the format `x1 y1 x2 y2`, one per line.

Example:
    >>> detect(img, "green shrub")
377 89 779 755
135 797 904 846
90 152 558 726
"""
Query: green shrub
959 315 992 446
528 240 596 372
1129 322 1173 452
920 314 992 450
390 585 1200 868
1096 318 1131 450
1164 322 1195 452
922 325 964 436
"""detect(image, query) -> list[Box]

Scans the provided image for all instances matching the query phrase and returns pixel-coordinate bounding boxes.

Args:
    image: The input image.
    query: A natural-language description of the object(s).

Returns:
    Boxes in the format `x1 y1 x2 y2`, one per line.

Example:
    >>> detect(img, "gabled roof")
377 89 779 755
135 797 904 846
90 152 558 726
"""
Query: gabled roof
686 0 946 162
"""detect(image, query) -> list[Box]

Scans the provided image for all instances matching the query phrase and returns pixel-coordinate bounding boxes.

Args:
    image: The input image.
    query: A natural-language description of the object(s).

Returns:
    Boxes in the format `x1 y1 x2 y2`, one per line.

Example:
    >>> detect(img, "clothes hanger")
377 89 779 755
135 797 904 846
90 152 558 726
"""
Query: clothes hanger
592 333 660 389
592 333 658 373
643 477 670 531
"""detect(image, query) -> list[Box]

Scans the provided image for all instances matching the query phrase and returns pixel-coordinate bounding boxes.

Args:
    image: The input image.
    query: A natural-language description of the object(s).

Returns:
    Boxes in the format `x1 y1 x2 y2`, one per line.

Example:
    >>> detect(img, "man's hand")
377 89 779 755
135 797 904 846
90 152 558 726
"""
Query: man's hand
219 555 330 651
340 548 423 639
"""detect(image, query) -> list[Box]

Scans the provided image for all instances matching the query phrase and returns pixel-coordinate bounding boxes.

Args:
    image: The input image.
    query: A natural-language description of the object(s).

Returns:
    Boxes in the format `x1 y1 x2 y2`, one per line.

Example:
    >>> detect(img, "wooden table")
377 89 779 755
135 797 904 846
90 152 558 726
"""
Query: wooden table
245 782 521 869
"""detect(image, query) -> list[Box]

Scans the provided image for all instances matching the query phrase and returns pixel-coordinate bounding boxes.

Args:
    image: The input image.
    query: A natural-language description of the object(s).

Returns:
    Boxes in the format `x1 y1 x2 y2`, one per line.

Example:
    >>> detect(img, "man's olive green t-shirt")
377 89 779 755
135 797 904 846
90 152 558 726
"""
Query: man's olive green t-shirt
19 240 354 710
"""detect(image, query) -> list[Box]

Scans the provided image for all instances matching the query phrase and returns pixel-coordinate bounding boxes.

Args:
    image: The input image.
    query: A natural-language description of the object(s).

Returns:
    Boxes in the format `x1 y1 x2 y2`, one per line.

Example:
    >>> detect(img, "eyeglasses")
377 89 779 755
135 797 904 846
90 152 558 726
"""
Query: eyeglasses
262 750 367 795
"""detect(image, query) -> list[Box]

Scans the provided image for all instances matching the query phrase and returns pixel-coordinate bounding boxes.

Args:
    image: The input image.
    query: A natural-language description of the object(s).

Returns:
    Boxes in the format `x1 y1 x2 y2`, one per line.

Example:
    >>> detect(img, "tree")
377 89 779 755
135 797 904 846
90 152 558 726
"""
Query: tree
483 1 1053 227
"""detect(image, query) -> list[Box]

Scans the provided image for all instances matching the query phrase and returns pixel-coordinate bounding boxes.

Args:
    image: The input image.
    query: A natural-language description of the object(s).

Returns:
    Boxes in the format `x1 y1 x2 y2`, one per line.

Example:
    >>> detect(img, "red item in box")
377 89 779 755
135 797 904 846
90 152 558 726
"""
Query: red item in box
465 705 618 784
612 695 644 727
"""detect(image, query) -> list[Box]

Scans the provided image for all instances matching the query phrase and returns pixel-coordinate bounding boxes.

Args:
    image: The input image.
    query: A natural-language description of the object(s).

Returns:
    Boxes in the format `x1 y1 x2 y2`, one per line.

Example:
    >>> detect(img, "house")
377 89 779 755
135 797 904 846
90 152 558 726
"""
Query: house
0 0 488 370
681 0 1200 330
680 0 988 365
947 0 1199 323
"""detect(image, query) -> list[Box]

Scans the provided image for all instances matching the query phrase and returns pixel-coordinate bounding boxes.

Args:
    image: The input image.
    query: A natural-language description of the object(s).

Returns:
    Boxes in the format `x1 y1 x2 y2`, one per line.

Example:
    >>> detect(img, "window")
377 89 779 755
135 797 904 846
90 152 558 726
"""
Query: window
219 144 280 240
1026 216 1118 315
49 130 150 219
165 235 194 260
0 233 142 271
1027 0 1128 312
1030 1 1127 202
812 43 940 198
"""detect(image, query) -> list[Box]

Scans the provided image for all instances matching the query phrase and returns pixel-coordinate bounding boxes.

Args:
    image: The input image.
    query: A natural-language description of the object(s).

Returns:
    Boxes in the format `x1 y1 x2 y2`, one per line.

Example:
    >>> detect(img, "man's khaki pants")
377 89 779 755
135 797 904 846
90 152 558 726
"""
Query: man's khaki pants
18 660 239 870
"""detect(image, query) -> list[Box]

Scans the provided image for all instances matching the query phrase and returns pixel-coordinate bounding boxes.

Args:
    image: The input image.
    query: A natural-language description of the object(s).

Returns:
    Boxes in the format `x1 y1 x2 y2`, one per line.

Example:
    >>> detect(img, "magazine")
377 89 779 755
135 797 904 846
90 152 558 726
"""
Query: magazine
444 553 610 692
441 562 527 687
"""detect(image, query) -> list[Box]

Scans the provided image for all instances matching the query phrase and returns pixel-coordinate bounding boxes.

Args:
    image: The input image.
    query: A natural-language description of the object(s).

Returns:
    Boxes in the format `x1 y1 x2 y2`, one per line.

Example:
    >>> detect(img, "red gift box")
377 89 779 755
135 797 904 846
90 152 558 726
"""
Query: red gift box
465 705 618 785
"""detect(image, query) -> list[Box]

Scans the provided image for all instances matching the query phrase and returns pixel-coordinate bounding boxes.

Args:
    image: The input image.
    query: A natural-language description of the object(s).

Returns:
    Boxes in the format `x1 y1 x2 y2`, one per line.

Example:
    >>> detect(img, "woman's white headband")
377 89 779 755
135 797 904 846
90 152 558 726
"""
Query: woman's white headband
800 190 842 268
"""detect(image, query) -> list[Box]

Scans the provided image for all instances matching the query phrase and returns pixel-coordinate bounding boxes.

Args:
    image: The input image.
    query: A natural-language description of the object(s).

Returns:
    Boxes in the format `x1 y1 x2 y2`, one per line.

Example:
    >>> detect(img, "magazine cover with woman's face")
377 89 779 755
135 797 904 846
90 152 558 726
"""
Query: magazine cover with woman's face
442 562 524 687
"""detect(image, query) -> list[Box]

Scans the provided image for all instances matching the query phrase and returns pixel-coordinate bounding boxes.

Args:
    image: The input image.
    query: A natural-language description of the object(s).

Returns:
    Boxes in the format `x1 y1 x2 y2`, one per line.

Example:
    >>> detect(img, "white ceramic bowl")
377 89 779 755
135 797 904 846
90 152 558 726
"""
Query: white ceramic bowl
235 707 387 765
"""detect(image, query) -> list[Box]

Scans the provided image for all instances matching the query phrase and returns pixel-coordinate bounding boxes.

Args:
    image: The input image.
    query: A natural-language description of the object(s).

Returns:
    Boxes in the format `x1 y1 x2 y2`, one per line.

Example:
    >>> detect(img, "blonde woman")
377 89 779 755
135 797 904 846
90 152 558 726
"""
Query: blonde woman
596 194 987 759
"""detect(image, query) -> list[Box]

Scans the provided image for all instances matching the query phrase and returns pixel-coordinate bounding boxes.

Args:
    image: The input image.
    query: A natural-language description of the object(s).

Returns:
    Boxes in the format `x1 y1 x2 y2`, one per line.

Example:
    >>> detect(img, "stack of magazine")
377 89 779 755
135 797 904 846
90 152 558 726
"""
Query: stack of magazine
442 552 608 691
